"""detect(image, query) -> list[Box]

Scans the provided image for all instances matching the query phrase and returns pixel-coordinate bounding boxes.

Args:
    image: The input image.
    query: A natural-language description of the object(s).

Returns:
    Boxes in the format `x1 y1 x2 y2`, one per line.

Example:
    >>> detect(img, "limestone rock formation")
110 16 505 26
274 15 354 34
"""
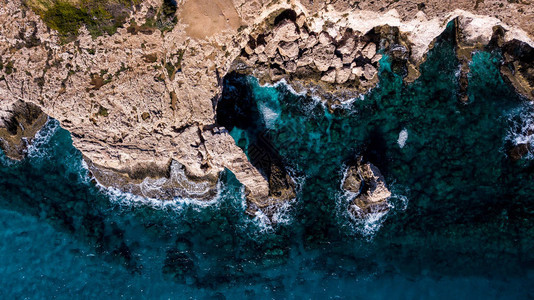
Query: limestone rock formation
236 18 384 103
342 158 391 218
246 163 297 220
0 100 47 160
86 159 220 201
234 7 534 104
507 143 530 161
495 35 534 101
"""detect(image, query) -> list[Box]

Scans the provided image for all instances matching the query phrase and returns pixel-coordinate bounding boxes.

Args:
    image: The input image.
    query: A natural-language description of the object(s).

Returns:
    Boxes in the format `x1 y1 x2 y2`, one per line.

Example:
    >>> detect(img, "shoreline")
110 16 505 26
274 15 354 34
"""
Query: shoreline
1 0 533 219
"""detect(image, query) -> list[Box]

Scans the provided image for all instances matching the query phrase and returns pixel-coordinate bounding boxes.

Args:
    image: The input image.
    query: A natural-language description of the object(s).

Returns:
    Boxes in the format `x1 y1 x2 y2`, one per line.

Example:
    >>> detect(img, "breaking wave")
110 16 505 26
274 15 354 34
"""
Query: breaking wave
505 102 534 159
26 118 60 160
336 164 409 238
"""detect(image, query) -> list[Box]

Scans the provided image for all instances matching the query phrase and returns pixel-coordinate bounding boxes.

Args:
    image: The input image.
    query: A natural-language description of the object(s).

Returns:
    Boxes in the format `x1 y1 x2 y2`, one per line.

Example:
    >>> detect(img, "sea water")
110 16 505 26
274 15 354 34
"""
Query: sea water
0 24 532 299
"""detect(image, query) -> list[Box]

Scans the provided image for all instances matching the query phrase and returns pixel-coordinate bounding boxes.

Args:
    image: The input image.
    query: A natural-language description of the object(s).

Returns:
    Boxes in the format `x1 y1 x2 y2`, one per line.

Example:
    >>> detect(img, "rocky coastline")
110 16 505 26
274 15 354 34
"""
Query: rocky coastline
1 0 533 220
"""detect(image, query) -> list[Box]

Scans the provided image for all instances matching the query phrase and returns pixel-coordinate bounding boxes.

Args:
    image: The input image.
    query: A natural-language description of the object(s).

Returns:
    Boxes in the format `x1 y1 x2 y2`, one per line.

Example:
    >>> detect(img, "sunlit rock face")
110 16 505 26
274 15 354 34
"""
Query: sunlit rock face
233 11 391 104
342 158 391 219
85 159 221 201
0 101 48 160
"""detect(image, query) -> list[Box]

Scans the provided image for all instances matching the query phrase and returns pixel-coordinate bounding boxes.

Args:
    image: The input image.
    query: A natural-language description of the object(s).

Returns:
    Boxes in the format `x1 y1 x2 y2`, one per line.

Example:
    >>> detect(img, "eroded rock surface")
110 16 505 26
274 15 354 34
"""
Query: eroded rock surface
342 158 391 218
455 15 534 101
235 9 534 105
0 100 47 160
234 17 386 103
86 159 221 201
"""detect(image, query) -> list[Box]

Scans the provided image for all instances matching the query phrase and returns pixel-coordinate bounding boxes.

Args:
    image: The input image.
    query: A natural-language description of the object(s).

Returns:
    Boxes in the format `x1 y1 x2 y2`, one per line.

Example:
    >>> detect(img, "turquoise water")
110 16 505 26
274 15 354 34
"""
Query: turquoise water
0 25 533 298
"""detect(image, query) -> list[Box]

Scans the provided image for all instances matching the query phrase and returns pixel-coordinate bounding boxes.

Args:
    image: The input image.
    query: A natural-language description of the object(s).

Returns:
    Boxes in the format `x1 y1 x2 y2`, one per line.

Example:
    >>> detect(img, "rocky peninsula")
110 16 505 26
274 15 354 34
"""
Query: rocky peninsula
0 0 533 219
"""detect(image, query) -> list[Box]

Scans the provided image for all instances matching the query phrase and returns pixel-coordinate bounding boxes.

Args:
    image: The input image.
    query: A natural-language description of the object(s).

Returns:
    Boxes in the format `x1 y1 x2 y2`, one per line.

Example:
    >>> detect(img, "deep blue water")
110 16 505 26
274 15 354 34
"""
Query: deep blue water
0 25 533 298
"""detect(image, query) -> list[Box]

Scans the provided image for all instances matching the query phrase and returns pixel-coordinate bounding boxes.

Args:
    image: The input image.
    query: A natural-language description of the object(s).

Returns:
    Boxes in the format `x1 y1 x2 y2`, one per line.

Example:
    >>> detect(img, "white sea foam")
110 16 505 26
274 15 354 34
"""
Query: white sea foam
102 184 223 213
79 159 93 184
332 87 378 112
82 147 300 233
348 204 389 236
504 103 534 159
252 210 276 234
397 128 408 148
86 159 300 235
336 94 364 110
335 190 385 238
139 161 217 199
256 78 326 114
270 200 294 224
260 78 307 97
261 76 375 118
90 170 224 213
26 118 59 159
247 169 304 233
454 64 463 79
258 102 280 129
248 196 297 234
336 165 409 239
341 190 408 239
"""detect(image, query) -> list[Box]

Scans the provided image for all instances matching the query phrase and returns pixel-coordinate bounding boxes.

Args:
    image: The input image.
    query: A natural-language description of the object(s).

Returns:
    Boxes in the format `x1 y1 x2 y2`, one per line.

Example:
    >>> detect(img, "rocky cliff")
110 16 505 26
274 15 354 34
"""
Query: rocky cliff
0 0 533 219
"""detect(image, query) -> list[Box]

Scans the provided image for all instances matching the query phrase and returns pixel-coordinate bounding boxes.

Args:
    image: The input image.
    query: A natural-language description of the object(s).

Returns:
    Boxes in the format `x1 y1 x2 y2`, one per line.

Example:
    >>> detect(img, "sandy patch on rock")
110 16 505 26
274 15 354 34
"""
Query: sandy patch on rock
180 0 242 39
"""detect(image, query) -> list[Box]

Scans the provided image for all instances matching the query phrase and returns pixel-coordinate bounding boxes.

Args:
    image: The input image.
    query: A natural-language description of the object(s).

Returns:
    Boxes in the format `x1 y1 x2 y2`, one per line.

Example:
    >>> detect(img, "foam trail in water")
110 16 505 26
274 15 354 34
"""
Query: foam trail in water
255 77 325 114
258 102 280 130
26 118 60 159
86 171 223 213
398 128 408 148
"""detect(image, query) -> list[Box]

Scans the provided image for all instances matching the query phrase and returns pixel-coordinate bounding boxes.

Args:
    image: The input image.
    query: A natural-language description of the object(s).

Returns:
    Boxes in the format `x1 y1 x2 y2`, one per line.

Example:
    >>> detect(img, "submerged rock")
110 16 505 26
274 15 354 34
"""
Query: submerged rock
85 159 220 201
498 39 534 101
342 158 391 218
508 143 531 161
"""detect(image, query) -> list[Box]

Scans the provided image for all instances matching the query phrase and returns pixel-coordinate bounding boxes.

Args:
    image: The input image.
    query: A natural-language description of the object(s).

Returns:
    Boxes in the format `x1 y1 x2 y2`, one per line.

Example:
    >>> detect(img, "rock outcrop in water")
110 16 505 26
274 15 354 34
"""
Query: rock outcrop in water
0 100 47 160
0 0 533 220
342 158 391 218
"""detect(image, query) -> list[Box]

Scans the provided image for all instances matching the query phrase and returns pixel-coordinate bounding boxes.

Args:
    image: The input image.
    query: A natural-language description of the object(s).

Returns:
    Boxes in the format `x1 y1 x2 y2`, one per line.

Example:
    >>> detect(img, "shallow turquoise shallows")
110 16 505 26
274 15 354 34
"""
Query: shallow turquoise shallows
0 25 533 299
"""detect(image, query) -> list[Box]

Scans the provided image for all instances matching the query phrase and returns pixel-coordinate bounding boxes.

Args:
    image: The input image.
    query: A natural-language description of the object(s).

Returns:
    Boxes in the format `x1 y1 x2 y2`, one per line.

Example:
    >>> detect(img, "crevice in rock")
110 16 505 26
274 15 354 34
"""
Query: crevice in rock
0 100 48 160
217 72 296 217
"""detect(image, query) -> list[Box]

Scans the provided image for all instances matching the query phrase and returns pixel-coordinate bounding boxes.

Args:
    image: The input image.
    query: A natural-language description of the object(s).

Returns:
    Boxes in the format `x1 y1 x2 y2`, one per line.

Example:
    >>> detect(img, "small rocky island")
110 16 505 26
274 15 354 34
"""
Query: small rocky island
342 157 391 218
